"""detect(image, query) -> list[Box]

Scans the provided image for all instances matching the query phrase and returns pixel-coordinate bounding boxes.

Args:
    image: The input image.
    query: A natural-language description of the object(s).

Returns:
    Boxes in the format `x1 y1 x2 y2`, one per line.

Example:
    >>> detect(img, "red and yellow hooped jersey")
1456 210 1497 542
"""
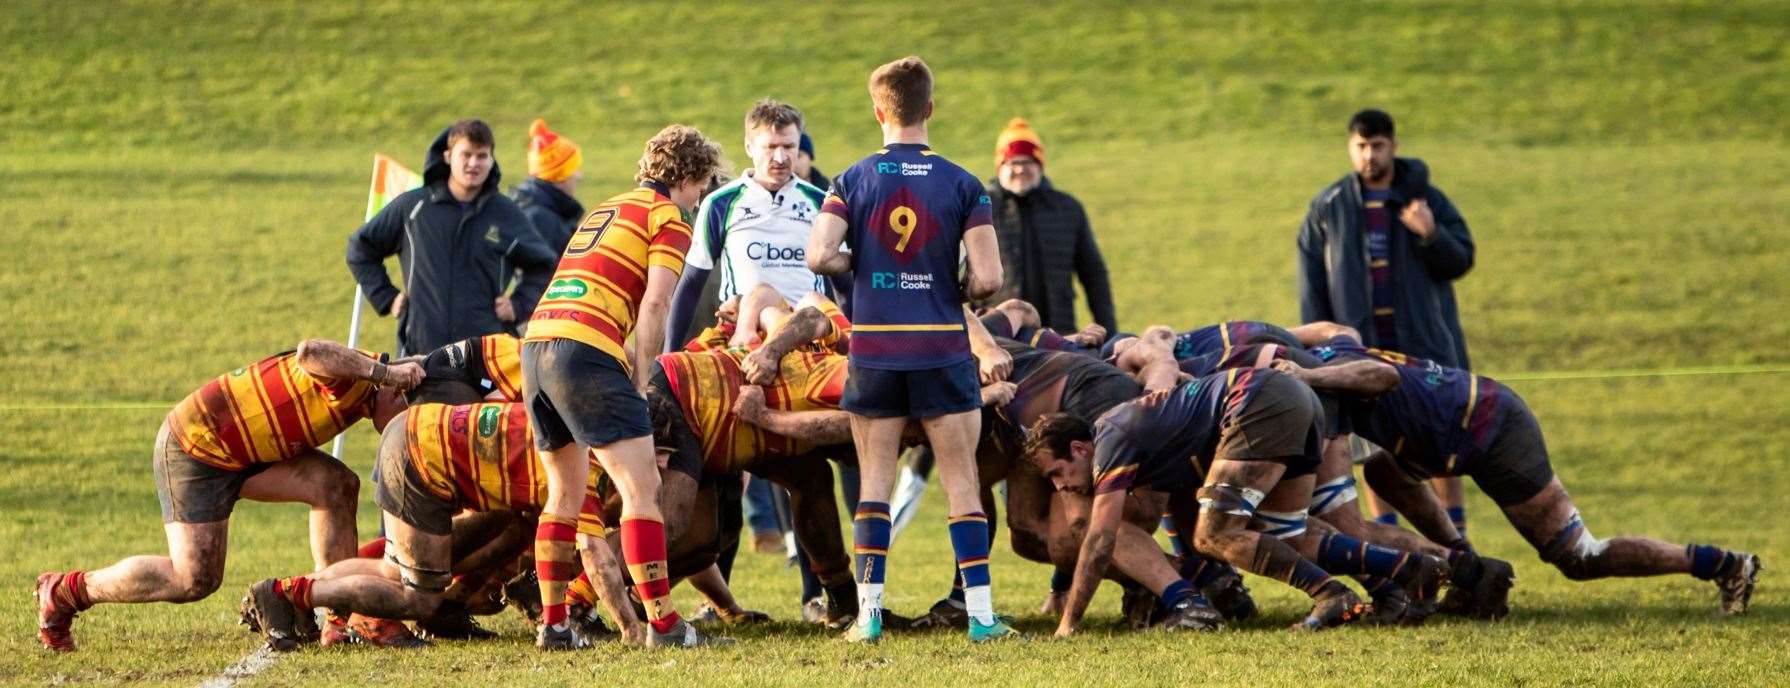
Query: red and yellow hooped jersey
169 350 377 471
657 348 850 475
405 402 611 536
526 184 693 371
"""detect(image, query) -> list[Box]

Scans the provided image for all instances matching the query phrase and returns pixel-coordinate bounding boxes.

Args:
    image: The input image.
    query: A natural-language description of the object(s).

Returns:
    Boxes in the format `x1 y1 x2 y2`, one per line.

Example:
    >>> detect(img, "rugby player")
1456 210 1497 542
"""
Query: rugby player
521 125 727 650
1294 338 1761 615
35 339 419 652
1029 366 1449 636
652 292 870 627
1180 340 1517 622
915 336 1236 633
242 401 643 651
805 56 1016 643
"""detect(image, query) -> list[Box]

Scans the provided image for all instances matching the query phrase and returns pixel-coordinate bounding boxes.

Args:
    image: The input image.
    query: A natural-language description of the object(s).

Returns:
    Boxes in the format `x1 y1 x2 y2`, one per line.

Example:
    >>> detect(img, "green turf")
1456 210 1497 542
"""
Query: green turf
2 0 1787 686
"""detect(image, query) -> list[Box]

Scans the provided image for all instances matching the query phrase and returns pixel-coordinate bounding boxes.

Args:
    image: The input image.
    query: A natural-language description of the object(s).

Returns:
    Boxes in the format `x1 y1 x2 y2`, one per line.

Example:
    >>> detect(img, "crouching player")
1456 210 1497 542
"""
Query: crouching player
35 339 418 652
1295 339 1760 615
1031 367 1447 635
242 401 641 651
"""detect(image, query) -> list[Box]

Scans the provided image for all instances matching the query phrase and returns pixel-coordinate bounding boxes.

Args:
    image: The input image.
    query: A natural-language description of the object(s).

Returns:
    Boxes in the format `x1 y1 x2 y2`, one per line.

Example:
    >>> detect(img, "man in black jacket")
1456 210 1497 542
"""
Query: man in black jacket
1297 109 1474 369
1296 109 1476 537
347 119 558 355
984 118 1118 334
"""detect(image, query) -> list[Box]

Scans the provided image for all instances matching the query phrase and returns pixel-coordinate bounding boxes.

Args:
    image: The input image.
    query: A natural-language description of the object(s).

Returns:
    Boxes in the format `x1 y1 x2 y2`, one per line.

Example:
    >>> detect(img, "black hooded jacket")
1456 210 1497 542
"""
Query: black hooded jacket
511 176 585 254
346 126 557 355
1296 157 1474 369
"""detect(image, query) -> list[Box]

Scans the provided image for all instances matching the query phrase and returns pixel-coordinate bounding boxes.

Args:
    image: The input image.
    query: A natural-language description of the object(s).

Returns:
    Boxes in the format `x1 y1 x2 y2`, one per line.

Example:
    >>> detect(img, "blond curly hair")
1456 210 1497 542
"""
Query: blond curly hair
635 124 725 187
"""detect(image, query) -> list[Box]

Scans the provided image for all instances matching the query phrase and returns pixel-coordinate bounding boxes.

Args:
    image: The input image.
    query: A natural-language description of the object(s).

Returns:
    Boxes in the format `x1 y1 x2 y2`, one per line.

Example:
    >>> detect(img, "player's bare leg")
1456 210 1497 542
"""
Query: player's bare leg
922 408 1016 641
1501 477 1758 614
756 454 856 628
843 414 905 642
535 441 596 649
1192 458 1364 630
238 450 361 570
592 435 722 646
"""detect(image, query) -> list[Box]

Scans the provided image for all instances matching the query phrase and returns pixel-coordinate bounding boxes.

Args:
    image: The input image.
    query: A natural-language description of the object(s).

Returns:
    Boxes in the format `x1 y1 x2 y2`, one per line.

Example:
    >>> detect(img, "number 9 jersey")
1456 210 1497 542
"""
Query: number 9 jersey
525 182 694 371
819 143 993 370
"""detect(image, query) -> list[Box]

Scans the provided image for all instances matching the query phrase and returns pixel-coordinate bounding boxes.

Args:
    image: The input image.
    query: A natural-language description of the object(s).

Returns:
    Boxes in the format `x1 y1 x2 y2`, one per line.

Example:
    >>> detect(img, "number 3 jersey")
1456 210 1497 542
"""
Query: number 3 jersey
821 143 992 370
526 182 693 370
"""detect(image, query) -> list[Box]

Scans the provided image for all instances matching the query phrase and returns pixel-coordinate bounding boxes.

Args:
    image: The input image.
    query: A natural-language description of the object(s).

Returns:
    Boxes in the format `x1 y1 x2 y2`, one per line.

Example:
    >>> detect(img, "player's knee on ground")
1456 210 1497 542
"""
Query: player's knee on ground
1540 510 1609 581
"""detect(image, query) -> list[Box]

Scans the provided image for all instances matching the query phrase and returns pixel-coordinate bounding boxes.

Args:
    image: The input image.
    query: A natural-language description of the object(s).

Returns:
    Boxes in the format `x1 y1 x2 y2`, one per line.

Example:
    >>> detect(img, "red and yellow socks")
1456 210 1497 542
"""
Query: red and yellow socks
534 515 579 627
620 517 680 633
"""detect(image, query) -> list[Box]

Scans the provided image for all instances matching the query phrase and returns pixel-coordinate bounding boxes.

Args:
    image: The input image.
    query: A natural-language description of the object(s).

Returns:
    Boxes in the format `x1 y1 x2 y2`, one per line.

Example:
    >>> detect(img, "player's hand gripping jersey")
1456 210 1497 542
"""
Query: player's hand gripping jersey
168 350 380 470
526 183 694 369
1307 338 1505 477
821 144 992 370
418 334 524 401
657 308 854 474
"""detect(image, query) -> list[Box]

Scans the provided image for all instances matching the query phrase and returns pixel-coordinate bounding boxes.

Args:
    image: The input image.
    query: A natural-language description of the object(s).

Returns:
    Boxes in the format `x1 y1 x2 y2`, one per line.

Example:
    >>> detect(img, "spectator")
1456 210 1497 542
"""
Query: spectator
795 131 829 190
1296 108 1476 536
985 118 1117 333
1296 109 1474 370
512 118 585 253
346 119 556 355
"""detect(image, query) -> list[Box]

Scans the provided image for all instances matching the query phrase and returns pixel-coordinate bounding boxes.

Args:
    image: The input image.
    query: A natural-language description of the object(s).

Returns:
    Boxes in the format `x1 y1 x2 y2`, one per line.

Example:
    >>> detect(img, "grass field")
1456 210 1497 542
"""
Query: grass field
3 1 1788 686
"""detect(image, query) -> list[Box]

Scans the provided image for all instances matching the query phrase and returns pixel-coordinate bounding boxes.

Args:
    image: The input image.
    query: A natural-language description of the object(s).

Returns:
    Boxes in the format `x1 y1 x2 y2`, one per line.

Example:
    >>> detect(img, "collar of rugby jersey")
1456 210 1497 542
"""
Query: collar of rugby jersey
741 169 799 206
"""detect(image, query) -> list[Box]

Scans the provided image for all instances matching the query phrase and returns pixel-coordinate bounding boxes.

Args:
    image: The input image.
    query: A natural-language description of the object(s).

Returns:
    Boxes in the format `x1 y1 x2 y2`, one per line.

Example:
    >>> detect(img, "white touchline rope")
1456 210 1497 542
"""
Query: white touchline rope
1 364 1785 413
195 646 279 688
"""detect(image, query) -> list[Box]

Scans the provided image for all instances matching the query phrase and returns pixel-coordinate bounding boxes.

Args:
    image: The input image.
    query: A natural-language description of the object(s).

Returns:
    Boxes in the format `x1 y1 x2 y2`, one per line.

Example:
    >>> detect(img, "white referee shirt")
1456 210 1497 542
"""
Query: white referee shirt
686 172 833 304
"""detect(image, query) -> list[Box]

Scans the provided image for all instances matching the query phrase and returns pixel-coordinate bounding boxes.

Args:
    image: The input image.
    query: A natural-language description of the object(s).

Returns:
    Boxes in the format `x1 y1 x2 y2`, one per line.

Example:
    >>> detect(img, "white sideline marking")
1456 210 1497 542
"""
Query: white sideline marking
196 647 279 688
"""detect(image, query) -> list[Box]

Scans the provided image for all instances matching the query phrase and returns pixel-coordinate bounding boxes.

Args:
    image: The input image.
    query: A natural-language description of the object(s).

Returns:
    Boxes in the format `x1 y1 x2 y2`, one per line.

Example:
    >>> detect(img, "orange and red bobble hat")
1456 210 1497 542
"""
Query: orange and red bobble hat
527 118 583 183
994 117 1044 168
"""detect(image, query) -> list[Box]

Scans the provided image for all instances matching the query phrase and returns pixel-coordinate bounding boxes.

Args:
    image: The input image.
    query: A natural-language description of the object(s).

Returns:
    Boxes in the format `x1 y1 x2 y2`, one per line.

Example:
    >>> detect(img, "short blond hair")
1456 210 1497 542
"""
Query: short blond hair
635 124 725 187
868 56 932 127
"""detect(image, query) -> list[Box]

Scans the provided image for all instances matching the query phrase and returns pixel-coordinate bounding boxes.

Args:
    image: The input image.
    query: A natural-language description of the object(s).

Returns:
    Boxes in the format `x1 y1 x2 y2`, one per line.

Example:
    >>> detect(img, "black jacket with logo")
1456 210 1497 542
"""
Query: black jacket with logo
346 126 557 355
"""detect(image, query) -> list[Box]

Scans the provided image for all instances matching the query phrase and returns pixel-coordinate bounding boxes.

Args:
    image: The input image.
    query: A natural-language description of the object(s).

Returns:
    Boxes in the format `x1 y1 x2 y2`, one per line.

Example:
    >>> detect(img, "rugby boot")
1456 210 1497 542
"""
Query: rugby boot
1716 553 1761 615
718 607 772 625
1156 595 1224 632
1361 580 1412 625
967 615 1022 643
318 614 353 647
295 608 322 644
569 607 619 641
1296 582 1367 631
35 572 80 652
1440 551 1515 620
1199 569 1258 622
345 614 430 648
688 602 722 625
1119 585 1159 630
536 622 590 651
416 602 498 641
907 598 968 630
822 581 859 630
242 579 303 652
800 596 829 625
648 618 733 647
502 570 543 624
842 609 884 644
1388 554 1447 625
